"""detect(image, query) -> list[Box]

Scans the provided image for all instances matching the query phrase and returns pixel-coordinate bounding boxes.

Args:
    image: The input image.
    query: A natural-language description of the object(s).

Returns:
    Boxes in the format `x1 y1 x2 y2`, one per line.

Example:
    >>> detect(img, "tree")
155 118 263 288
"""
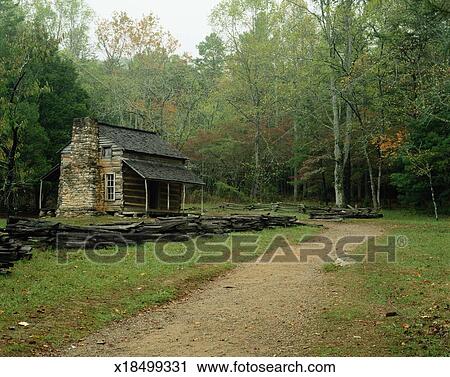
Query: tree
392 114 449 219
0 0 89 213
211 0 283 198
364 0 450 211
29 0 94 59
0 0 54 212
196 33 226 81
37 54 90 164
96 11 178 70
277 0 323 201
86 11 186 136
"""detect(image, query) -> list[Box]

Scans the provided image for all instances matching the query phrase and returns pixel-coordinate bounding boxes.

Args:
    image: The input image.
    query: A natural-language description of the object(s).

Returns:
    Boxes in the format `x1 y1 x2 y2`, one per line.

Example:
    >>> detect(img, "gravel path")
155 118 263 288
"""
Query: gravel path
65 222 383 356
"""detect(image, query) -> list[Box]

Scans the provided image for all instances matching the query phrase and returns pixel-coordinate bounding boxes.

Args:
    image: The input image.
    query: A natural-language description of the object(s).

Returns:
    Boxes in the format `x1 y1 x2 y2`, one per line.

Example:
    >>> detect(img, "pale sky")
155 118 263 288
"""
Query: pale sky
86 0 222 56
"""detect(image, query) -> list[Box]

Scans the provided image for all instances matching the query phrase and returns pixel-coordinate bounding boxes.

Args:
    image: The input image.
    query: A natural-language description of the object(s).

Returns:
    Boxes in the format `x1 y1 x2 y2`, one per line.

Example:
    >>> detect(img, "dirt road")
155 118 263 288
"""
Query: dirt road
65 222 383 356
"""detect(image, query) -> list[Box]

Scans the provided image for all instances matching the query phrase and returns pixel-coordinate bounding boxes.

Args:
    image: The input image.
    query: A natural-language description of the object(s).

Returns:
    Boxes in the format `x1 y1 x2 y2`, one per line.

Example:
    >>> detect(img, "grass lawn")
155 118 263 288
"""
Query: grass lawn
3 207 446 356
0 212 316 356
314 210 449 356
0 218 6 228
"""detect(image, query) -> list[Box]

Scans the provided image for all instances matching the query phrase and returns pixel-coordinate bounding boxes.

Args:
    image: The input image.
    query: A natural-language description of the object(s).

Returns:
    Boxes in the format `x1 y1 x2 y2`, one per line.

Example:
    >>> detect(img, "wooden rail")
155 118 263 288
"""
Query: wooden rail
6 215 310 250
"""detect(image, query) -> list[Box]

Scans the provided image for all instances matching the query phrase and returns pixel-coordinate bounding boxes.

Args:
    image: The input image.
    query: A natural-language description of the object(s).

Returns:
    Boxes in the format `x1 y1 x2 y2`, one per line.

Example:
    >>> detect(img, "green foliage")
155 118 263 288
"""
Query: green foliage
0 0 91 211
215 181 248 202
37 54 89 165
0 0 53 208
1 0 449 210
30 0 94 59
391 111 450 212
196 33 226 80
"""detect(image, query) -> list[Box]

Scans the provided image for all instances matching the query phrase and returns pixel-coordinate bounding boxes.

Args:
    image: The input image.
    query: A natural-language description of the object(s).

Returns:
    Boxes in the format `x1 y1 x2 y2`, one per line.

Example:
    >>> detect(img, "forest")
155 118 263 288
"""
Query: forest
0 0 449 217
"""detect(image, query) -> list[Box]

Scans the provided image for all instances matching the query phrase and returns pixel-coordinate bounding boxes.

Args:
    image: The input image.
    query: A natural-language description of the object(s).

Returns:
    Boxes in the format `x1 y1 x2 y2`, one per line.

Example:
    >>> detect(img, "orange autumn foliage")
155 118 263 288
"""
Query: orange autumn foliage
374 129 406 159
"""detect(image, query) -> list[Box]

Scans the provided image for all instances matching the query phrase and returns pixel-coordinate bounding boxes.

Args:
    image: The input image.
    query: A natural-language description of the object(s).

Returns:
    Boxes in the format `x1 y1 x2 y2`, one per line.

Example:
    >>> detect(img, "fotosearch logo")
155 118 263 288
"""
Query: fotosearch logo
55 233 407 265
154 234 402 264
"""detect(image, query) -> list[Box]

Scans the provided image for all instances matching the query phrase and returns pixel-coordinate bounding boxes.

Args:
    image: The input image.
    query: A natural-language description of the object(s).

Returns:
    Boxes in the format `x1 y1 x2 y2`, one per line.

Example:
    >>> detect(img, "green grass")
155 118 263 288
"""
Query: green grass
322 263 340 273
0 244 230 355
10 206 446 356
315 210 450 356
0 211 316 356
0 218 6 228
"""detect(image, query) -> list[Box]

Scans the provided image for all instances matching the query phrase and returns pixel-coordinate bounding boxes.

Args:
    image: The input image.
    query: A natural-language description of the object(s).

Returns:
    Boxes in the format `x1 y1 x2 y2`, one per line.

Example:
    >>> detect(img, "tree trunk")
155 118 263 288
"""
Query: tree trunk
428 173 439 221
344 149 352 204
293 120 299 201
293 167 298 201
251 120 261 199
343 0 353 204
377 156 382 208
332 78 345 208
334 162 345 208
3 126 19 215
364 144 378 209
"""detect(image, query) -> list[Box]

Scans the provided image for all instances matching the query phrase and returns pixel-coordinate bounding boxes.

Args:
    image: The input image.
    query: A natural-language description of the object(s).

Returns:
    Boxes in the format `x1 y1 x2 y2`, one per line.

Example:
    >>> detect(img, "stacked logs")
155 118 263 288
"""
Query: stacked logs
219 202 305 213
154 215 300 233
6 215 302 249
0 234 33 274
219 202 383 221
308 207 383 221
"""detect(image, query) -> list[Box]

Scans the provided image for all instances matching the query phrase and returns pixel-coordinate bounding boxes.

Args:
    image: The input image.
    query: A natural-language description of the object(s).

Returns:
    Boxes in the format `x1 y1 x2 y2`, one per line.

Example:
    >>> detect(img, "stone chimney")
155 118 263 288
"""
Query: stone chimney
57 118 100 216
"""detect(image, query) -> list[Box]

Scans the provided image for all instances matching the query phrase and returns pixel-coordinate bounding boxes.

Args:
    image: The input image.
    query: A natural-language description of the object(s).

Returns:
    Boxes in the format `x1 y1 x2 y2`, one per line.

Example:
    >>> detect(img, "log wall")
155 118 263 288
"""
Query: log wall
123 164 146 212
96 136 124 213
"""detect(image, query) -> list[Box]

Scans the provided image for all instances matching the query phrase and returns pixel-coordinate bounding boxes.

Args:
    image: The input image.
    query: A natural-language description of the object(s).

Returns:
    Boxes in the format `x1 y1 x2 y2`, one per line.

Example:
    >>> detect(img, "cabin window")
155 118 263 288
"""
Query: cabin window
105 173 116 201
102 146 112 159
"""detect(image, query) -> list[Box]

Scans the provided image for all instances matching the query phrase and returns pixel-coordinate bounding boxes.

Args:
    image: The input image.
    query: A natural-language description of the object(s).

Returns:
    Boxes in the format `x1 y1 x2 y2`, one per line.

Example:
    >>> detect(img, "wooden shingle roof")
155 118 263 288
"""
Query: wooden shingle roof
124 159 204 185
99 123 187 160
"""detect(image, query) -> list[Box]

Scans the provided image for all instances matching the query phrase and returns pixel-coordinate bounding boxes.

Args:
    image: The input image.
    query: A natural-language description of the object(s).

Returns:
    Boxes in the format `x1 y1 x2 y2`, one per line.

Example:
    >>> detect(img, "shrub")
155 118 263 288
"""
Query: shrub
215 181 248 202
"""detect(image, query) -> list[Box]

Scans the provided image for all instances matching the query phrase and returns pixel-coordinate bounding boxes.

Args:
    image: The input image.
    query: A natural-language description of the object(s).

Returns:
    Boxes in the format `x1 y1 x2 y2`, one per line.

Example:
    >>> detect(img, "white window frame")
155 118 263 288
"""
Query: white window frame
105 172 116 201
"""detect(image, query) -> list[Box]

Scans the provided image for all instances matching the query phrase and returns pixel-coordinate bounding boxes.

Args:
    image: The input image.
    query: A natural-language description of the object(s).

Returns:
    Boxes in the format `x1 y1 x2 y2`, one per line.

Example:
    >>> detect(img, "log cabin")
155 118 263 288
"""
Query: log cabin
40 118 204 216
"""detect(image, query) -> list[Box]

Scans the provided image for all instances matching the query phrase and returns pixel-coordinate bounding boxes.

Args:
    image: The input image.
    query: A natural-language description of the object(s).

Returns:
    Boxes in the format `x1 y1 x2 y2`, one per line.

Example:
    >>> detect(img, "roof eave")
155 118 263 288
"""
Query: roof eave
40 164 61 181
123 160 204 186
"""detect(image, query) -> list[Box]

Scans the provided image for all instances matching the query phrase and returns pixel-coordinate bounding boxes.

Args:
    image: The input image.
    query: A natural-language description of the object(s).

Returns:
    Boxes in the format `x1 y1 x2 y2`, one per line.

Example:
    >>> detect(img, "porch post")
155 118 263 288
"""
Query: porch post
144 179 149 213
39 180 43 212
167 183 170 211
201 185 204 215
182 184 186 213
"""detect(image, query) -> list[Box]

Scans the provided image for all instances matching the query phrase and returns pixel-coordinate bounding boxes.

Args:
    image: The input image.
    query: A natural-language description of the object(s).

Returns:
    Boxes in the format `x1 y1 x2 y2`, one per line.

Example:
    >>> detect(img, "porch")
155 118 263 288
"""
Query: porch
123 159 204 215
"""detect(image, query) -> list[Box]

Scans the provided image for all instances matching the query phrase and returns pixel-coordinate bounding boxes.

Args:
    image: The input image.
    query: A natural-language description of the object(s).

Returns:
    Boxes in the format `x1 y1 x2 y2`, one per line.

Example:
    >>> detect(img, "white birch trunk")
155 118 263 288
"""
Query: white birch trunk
332 78 345 208
364 144 378 209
